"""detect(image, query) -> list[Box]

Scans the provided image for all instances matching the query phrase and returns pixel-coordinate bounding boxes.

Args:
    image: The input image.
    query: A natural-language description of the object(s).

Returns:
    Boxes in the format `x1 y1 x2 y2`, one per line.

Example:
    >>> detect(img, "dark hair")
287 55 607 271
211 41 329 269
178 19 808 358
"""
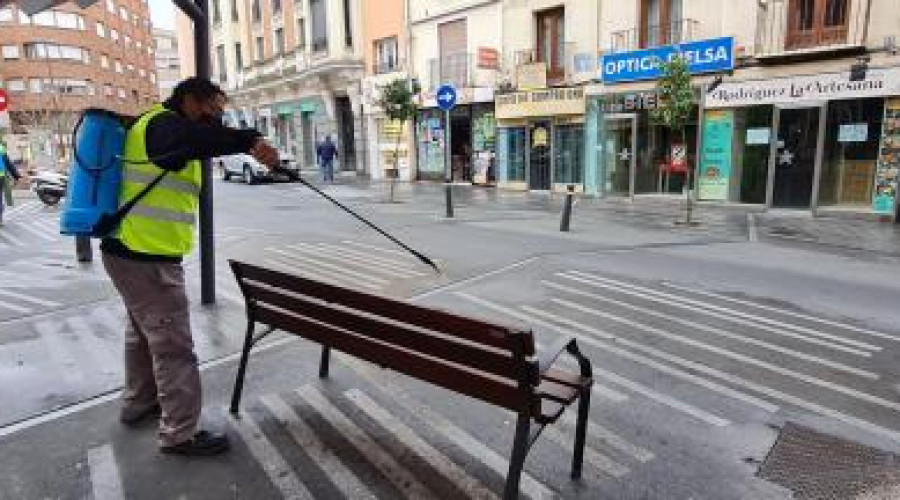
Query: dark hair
165 77 225 110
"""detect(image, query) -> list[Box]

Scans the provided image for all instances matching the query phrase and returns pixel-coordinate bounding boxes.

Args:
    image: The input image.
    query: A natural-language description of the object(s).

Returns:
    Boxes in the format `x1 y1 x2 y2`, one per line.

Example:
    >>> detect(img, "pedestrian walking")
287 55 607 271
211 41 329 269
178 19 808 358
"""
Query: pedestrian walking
100 77 278 456
0 141 21 226
316 134 338 182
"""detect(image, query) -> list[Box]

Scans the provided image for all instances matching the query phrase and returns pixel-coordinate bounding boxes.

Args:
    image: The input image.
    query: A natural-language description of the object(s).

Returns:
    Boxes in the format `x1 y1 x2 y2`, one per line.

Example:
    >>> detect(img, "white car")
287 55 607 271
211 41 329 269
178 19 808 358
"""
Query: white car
217 153 300 184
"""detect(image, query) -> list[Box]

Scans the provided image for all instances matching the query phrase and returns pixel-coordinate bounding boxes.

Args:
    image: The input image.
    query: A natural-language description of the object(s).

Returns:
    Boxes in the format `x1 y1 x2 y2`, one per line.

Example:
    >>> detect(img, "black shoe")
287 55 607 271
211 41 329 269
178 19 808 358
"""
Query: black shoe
160 430 230 456
119 403 161 427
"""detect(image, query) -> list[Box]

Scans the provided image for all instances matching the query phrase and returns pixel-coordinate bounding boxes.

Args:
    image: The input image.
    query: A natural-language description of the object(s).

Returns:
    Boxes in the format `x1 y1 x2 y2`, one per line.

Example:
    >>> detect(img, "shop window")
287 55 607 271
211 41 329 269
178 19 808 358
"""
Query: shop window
731 106 774 204
819 98 884 206
786 0 849 50
536 7 565 82
416 110 446 178
554 123 584 185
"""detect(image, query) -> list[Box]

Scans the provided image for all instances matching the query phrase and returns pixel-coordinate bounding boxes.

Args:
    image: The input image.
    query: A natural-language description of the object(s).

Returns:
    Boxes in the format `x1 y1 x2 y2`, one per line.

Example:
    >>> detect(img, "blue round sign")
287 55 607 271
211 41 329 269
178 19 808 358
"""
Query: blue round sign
436 84 457 111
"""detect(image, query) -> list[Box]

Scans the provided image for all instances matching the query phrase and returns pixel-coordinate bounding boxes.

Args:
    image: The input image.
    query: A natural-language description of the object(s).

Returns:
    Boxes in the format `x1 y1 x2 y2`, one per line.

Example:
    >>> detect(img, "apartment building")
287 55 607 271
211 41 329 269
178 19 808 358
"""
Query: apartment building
590 0 900 219
154 28 181 101
221 0 365 173
0 0 157 168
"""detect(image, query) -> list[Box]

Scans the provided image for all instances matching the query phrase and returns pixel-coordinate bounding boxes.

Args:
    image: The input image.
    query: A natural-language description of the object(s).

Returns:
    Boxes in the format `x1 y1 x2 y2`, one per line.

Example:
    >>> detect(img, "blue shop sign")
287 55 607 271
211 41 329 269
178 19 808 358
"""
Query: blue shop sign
601 37 735 84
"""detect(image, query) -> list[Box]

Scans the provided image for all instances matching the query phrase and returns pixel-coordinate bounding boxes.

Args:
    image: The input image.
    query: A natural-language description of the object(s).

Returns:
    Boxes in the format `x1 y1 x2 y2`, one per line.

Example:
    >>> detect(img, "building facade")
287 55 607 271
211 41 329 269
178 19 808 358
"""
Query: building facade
0 0 157 168
153 28 181 101
217 0 366 173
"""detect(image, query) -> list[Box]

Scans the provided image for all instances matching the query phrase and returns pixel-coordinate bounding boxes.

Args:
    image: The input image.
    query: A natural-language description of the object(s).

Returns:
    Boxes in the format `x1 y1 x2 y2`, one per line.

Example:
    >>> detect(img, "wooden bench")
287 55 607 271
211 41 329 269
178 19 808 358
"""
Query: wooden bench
228 260 594 500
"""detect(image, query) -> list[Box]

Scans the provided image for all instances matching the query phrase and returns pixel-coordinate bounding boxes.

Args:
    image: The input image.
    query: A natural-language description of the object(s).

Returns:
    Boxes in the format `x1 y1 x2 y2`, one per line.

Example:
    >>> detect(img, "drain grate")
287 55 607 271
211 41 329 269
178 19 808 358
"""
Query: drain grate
758 423 900 499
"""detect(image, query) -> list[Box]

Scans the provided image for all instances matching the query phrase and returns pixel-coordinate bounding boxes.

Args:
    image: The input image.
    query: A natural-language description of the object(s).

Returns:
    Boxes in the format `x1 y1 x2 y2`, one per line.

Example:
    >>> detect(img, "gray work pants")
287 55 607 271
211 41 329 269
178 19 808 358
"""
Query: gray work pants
102 252 201 447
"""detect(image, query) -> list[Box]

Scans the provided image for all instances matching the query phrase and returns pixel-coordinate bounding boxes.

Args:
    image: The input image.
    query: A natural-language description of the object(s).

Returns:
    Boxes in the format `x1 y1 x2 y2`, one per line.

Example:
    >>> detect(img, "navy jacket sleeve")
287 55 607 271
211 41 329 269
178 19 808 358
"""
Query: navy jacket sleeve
1 153 18 180
144 111 262 171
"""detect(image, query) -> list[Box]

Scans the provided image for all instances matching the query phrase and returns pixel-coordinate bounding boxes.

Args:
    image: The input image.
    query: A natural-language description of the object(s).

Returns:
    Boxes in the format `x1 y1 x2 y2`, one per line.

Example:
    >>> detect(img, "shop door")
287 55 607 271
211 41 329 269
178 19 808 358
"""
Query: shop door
529 121 552 190
771 106 823 208
604 115 637 197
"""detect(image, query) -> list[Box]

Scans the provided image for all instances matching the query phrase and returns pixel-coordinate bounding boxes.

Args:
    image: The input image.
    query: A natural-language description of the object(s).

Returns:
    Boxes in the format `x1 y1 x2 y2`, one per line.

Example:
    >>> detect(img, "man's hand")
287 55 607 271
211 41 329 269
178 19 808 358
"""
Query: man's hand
250 138 279 168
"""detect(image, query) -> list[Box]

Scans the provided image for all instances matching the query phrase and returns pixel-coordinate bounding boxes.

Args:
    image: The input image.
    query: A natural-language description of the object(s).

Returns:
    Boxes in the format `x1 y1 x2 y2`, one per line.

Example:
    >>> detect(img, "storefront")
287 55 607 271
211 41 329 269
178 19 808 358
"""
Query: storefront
701 67 900 218
495 86 587 192
415 88 496 184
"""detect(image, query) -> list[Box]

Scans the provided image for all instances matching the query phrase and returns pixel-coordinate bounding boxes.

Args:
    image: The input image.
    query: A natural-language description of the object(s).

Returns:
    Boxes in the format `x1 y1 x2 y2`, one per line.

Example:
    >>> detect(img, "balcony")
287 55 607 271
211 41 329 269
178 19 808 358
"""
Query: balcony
755 0 871 58
373 59 404 76
609 19 700 53
510 43 597 88
428 53 472 90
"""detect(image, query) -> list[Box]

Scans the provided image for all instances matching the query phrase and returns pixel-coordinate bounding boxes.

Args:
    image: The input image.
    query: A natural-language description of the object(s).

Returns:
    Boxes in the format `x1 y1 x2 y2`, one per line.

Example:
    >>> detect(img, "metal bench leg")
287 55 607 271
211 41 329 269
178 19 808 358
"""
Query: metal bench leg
229 321 256 414
571 387 591 479
504 414 531 500
319 346 331 379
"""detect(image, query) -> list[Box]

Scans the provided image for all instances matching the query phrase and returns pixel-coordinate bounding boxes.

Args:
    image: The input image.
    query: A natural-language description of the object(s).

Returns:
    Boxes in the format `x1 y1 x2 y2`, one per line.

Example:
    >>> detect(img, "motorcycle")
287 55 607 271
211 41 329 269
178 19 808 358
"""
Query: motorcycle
31 170 68 207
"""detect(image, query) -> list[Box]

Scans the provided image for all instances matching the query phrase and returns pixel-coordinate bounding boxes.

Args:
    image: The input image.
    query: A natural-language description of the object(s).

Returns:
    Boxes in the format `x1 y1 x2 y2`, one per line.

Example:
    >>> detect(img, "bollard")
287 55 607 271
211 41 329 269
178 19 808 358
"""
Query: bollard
560 184 575 232
75 235 93 263
445 181 454 218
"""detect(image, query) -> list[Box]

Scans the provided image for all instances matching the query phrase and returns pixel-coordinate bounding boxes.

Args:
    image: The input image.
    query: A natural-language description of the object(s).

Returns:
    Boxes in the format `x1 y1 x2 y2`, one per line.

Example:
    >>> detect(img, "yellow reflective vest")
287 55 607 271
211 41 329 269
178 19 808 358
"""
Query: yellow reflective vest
116 104 201 257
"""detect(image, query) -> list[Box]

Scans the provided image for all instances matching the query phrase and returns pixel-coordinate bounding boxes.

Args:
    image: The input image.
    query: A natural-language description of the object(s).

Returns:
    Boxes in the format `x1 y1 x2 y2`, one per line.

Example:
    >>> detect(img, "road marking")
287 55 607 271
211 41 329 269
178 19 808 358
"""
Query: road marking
262 257 382 292
31 219 60 234
306 243 428 275
342 240 413 258
337 353 556 500
16 222 57 242
543 425 630 478
0 229 26 247
296 385 437 500
229 411 315 500
660 282 900 344
344 389 499 500
558 412 655 463
454 292 733 427
747 213 758 242
289 242 425 278
559 272 875 357
523 305 780 413
0 288 61 308
259 394 378 500
87 444 125 500
0 296 32 313
267 247 390 285
543 281 878 380
411 257 540 302
550 294 900 415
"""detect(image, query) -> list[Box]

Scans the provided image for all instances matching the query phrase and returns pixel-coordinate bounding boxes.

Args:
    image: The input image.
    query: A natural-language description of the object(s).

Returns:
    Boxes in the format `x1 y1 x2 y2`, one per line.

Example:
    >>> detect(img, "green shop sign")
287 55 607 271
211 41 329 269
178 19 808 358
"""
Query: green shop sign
699 110 734 201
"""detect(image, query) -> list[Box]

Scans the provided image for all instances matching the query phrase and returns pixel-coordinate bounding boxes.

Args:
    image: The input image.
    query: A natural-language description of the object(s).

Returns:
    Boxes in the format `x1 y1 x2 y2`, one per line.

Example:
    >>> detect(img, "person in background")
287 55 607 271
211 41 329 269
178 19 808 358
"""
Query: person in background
0 141 21 226
100 77 278 456
316 134 338 182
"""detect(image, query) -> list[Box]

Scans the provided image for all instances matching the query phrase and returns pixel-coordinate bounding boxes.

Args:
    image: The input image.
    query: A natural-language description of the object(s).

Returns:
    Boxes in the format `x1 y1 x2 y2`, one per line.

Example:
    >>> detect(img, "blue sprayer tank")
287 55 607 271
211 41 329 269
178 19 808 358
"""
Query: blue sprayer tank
60 109 126 236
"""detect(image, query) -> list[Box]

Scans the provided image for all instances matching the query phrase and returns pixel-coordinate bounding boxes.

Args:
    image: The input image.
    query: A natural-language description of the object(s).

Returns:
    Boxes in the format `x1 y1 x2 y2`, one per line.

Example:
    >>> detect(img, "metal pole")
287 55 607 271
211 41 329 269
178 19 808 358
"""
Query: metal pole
192 0 216 305
444 108 453 218
560 184 574 231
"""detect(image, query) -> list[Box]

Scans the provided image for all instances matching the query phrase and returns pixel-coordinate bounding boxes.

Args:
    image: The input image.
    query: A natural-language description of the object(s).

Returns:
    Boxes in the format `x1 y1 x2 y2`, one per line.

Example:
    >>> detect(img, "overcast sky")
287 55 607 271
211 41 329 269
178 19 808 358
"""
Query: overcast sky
148 0 176 30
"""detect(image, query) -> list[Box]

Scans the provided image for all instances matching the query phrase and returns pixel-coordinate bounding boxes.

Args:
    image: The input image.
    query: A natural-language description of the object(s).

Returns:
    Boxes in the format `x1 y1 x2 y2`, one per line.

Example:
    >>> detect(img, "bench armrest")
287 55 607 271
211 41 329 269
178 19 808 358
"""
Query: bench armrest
538 337 592 380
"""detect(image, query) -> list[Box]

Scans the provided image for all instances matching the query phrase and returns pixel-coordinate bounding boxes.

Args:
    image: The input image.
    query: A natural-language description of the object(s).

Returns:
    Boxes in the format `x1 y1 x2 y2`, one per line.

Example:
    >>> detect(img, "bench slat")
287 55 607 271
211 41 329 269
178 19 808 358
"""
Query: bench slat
243 282 524 380
231 260 535 356
254 304 536 412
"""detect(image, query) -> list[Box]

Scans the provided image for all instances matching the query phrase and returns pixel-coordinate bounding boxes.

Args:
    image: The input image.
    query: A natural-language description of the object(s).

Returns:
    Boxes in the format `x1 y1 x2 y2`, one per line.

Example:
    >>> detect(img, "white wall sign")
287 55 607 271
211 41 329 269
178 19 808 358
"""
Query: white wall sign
746 128 771 145
838 123 868 143
706 68 900 108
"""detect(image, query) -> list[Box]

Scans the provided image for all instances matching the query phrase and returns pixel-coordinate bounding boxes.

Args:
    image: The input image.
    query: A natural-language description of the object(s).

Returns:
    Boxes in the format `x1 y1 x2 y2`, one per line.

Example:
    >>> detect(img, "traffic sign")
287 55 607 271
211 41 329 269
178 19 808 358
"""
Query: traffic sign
436 84 457 111
0 89 8 112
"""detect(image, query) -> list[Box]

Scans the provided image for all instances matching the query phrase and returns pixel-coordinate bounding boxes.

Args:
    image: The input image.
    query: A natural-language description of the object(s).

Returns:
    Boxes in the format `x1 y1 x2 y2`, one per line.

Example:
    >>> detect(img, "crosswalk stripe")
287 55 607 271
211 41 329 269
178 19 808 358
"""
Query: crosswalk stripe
543 281 877 380
296 385 437 499
262 257 383 292
229 412 315 500
336 353 556 500
0 288 61 307
68 316 119 377
288 243 425 278
299 242 426 275
259 394 379 500
87 444 125 500
542 425 630 478
16 222 57 242
267 248 390 285
522 305 780 413
559 272 875 357
0 295 32 313
342 240 412 258
661 281 900 344
31 220 60 235
558 412 655 463
0 229 26 247
551 295 900 415
344 389 499 500
567 271 882 353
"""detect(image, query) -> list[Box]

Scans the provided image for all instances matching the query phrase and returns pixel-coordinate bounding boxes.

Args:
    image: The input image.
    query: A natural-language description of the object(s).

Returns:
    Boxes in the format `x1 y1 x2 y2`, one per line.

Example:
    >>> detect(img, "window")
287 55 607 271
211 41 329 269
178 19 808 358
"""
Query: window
7 79 25 93
342 0 352 47
139 68 146 77
787 0 850 50
274 28 285 55
30 79 43 93
231 0 239 21
310 0 327 52
119 7 128 21
132 89 139 102
55 11 83 29
255 36 264 61
101 54 109 68
252 0 261 23
216 44 227 81
32 11 56 26
23 43 88 63
536 7 565 81
272 0 282 14
212 0 221 23
87 82 95 96
115 60 123 73
640 0 683 48
118 88 126 99
374 37 398 73
0 8 13 23
127 63 134 72
235 42 244 69
104 84 113 96
96 22 105 37
125 35 131 47
150 72 157 83
137 41 143 50
2 45 19 59
106 0 115 14
111 29 119 41
297 18 306 49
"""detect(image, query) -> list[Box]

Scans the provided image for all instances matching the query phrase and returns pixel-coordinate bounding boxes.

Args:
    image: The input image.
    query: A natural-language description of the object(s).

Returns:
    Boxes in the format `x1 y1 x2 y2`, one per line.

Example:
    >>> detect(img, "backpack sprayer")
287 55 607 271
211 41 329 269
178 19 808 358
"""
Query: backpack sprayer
60 108 440 273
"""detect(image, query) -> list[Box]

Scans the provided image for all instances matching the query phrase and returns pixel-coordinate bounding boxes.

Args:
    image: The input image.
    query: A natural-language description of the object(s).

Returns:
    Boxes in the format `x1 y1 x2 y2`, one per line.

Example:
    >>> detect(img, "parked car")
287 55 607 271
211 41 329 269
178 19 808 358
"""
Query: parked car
217 153 300 184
